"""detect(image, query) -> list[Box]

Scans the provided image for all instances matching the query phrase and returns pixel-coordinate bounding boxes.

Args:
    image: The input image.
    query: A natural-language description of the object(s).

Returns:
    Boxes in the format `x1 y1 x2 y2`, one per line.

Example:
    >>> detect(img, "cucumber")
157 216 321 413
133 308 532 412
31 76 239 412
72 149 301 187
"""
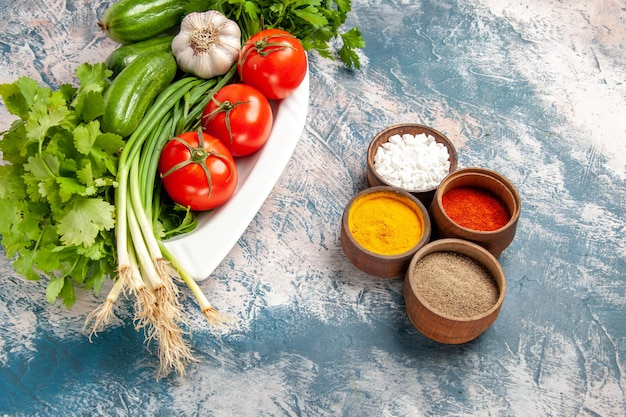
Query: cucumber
98 0 185 44
101 51 177 137
106 35 174 77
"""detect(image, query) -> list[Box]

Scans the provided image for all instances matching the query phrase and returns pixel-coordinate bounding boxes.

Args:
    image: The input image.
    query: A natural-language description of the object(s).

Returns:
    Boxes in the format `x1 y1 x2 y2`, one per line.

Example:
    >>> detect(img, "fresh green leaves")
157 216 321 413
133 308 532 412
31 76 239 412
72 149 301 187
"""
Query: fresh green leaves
339 27 365 69
0 63 120 307
185 0 365 68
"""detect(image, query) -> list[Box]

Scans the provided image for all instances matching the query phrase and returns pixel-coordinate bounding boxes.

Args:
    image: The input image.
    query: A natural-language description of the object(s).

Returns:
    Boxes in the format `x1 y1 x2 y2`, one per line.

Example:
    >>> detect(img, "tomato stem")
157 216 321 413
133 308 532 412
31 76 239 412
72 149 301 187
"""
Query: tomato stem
202 96 251 144
240 34 297 64
159 129 236 199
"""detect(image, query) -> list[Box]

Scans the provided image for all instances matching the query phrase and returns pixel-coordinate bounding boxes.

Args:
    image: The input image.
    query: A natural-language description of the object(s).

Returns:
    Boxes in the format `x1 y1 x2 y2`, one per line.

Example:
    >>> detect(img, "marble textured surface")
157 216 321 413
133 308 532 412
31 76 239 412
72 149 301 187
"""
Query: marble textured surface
1 0 625 416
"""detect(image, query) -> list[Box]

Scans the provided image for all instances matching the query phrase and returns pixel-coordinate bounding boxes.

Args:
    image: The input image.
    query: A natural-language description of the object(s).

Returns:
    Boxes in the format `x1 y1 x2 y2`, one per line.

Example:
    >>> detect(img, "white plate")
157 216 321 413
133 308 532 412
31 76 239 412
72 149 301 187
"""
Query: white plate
162 69 310 281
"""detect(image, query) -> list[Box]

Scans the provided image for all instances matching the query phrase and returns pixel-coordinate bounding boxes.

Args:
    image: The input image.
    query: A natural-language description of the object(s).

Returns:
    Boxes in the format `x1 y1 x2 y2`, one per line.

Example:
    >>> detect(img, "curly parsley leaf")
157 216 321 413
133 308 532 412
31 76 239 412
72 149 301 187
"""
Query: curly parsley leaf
0 62 120 307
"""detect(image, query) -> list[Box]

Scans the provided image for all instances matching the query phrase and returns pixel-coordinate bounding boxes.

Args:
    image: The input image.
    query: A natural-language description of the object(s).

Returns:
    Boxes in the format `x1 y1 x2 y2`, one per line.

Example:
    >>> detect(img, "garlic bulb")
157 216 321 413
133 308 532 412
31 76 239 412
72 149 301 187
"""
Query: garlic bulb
172 11 241 79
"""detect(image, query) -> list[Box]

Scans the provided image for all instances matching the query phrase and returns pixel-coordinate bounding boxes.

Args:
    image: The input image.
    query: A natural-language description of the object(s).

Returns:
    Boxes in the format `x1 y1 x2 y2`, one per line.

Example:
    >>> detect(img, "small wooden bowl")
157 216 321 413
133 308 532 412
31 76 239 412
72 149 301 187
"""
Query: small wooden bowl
430 167 521 258
403 238 507 344
341 186 431 278
367 124 458 207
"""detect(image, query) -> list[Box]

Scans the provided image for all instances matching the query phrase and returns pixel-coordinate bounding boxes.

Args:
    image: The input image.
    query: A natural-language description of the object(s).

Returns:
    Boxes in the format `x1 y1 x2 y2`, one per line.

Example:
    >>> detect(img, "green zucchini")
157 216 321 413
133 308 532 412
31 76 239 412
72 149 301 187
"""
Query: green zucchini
101 51 177 137
98 0 185 44
106 35 174 77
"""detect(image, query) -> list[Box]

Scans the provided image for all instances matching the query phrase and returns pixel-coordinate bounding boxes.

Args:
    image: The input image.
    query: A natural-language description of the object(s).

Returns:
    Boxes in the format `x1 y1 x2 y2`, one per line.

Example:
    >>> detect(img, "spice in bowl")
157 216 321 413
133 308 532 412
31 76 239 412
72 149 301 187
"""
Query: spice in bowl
348 190 424 255
373 132 451 191
403 238 507 344
340 186 431 278
442 186 511 231
413 251 499 318
430 168 521 257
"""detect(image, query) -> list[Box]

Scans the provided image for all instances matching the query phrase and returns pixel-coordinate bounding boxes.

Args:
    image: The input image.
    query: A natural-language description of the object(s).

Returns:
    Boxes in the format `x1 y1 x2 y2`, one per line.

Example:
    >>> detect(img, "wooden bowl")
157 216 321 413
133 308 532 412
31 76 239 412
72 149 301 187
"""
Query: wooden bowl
341 186 431 278
403 238 507 344
430 167 521 258
367 124 458 207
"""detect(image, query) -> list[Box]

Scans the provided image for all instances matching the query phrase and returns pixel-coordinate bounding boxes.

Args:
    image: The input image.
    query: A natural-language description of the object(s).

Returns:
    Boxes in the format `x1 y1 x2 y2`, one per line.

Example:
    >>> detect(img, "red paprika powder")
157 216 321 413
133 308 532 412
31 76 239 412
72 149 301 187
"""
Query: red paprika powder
442 186 510 231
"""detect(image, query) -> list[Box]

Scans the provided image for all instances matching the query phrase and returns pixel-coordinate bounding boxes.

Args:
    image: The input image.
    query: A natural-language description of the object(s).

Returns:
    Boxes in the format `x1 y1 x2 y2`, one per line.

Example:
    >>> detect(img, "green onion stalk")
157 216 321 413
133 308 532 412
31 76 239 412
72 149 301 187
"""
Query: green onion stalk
85 65 237 378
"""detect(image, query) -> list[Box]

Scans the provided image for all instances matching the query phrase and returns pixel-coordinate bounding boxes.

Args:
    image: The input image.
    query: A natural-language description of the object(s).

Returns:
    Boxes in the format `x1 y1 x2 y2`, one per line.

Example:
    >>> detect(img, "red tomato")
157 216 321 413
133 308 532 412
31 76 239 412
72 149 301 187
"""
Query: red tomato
238 29 307 100
201 83 273 157
158 130 238 211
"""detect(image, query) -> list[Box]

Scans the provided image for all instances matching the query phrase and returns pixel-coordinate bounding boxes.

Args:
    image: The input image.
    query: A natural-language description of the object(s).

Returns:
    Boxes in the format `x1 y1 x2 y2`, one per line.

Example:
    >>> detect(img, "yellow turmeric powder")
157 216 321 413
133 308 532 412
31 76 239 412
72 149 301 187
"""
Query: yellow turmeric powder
348 191 423 255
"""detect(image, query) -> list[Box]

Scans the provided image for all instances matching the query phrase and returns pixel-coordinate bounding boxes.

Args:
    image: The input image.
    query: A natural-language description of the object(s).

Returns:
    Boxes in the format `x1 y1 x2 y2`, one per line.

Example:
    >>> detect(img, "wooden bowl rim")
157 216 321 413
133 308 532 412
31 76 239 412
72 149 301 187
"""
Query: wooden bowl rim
434 167 522 235
342 186 432 260
367 123 458 193
405 238 507 322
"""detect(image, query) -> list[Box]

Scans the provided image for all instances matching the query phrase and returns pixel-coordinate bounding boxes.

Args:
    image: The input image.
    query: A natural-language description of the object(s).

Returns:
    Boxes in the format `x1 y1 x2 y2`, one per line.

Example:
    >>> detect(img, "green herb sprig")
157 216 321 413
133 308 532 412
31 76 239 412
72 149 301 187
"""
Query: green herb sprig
0 63 122 307
185 0 365 69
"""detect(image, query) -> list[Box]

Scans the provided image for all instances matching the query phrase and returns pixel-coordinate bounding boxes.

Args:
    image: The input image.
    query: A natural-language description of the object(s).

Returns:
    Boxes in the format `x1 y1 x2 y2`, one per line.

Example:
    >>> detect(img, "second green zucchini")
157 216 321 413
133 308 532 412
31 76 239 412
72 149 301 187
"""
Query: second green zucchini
101 51 177 138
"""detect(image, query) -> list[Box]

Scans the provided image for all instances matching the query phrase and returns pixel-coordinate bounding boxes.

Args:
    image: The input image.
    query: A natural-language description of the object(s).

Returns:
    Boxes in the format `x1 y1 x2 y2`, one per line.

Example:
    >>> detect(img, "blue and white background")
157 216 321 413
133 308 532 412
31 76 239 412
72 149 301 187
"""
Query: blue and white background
1 0 625 415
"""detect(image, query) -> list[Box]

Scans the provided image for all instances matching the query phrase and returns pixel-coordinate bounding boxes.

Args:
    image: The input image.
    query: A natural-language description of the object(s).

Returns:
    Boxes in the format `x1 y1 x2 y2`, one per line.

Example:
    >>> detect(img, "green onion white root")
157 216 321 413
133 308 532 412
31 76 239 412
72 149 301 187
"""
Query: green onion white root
85 67 236 378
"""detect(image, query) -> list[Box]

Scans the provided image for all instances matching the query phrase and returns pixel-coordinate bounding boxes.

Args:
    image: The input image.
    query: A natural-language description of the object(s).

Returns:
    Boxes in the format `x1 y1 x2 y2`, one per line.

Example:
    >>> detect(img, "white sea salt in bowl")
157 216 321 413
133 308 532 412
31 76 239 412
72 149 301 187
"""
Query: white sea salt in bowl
366 124 458 207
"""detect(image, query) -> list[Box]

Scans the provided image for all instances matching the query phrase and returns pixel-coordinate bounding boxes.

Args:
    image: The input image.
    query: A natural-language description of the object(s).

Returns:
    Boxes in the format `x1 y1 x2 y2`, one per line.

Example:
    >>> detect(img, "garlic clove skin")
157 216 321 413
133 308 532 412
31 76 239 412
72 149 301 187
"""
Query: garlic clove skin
172 11 242 79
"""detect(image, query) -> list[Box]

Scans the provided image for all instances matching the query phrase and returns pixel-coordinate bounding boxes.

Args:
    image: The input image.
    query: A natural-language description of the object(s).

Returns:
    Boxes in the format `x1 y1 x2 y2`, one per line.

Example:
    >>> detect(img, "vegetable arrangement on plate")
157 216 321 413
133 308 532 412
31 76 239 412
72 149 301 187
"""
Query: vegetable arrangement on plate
0 0 364 379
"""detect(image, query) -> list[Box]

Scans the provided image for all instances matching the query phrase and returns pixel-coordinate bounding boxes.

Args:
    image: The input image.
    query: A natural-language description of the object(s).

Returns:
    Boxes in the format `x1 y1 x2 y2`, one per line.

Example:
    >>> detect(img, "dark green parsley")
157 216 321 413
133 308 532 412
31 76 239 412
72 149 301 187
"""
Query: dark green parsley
185 0 366 69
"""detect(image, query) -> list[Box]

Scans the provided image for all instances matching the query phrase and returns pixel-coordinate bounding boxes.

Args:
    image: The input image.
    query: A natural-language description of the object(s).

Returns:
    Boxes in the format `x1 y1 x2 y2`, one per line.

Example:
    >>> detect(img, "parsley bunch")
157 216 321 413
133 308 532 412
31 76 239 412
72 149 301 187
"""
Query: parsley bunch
0 63 123 307
185 0 366 69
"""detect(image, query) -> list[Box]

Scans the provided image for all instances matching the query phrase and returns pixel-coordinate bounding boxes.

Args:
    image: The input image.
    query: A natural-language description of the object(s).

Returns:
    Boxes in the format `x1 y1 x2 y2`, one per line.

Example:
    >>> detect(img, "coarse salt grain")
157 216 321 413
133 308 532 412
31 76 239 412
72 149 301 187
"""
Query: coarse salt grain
374 133 450 190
